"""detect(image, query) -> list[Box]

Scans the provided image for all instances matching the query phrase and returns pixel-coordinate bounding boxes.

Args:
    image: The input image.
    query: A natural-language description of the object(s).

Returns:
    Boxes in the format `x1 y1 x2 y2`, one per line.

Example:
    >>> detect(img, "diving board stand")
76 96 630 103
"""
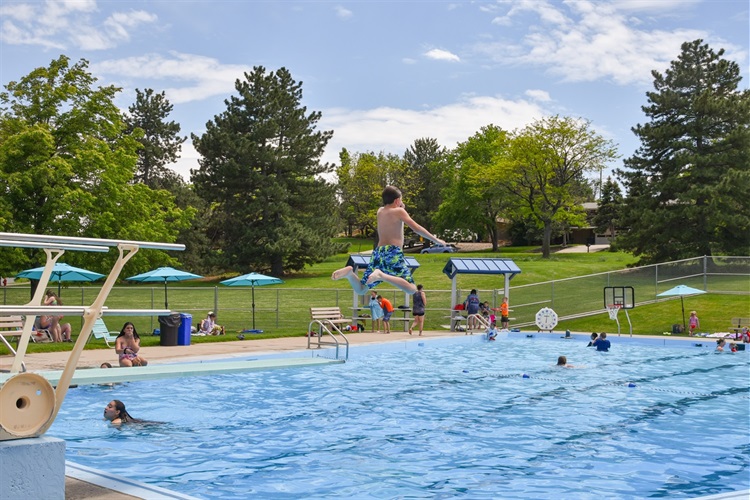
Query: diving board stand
0 233 183 442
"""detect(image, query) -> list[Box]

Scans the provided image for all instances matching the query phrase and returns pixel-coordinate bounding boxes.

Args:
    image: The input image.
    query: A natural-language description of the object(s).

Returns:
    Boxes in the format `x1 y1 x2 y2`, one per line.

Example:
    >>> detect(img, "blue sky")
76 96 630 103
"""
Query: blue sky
1 0 748 184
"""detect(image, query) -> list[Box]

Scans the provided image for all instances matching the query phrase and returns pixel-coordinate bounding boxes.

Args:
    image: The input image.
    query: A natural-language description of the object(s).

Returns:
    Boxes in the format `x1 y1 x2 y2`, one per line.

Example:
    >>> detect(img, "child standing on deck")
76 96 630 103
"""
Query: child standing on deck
332 186 445 295
688 311 700 336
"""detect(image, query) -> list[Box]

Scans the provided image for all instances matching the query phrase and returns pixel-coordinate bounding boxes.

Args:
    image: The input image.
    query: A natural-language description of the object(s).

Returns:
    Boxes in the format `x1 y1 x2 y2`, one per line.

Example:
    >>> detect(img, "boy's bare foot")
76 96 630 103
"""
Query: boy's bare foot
408 327 412 335
366 269 384 284
332 266 353 280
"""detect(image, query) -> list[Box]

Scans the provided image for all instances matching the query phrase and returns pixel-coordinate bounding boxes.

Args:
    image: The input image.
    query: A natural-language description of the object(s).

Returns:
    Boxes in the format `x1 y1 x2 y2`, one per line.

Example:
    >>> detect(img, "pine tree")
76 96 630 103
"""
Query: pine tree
593 177 623 240
124 88 185 188
191 66 343 276
617 39 750 263
402 138 449 236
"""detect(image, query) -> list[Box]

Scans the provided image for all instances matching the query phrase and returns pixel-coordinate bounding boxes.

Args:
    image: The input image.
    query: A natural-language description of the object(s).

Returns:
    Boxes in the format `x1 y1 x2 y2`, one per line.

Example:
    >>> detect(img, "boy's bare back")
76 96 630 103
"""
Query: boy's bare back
377 200 438 248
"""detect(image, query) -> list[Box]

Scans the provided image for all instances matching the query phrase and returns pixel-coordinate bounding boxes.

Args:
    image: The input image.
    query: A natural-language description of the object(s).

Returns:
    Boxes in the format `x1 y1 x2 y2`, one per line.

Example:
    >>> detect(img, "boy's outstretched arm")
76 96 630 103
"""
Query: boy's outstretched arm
399 208 446 246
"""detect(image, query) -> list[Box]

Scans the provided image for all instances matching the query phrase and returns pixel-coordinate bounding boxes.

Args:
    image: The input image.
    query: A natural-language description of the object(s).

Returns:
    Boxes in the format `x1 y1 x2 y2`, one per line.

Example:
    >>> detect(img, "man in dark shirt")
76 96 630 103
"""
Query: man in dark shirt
593 332 611 352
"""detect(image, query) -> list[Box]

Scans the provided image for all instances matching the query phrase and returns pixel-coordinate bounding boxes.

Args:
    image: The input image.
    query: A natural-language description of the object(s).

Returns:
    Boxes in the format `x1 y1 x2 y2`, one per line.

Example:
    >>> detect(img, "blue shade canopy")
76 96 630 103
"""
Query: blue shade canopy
442 258 521 280
220 272 283 287
346 254 420 272
220 273 284 331
126 267 202 283
126 267 202 309
657 284 706 332
17 263 105 282
16 262 105 295
656 285 706 297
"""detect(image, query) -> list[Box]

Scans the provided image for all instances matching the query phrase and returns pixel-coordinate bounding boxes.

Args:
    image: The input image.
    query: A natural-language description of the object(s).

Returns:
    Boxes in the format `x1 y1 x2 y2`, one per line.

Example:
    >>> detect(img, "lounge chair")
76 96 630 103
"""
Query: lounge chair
90 318 119 348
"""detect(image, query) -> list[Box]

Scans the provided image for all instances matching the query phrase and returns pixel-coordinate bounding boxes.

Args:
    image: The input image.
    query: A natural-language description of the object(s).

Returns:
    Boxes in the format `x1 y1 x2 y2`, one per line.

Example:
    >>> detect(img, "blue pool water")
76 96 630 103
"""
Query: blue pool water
50 336 750 499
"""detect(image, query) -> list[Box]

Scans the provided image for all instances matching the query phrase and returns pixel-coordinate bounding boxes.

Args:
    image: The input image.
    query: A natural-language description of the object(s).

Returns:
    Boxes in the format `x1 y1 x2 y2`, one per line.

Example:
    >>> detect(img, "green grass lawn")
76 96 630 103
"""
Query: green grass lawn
558 293 749 335
1 240 747 355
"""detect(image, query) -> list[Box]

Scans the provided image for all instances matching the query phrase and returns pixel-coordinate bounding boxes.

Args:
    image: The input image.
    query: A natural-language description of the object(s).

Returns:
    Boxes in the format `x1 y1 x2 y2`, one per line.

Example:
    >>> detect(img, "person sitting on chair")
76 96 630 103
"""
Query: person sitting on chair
200 312 225 335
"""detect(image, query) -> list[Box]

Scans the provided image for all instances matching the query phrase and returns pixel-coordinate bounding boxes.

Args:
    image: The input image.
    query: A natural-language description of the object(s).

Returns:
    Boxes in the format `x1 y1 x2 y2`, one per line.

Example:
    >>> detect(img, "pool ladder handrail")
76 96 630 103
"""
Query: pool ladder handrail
307 319 349 360
466 313 490 334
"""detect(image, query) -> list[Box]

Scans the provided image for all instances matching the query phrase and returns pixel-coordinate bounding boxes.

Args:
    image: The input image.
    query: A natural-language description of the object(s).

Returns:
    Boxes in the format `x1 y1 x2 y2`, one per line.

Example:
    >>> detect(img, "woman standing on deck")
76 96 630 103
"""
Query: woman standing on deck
409 284 426 336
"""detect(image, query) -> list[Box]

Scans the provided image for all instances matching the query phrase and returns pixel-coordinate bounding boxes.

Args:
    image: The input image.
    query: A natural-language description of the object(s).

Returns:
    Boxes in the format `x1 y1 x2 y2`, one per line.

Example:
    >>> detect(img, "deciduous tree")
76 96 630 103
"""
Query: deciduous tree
617 39 750 263
505 116 617 257
335 149 389 239
435 125 510 250
0 56 190 275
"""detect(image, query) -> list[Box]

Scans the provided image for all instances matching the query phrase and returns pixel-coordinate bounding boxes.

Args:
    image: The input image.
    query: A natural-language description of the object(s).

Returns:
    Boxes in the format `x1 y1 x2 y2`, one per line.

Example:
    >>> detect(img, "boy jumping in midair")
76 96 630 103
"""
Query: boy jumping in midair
332 186 445 295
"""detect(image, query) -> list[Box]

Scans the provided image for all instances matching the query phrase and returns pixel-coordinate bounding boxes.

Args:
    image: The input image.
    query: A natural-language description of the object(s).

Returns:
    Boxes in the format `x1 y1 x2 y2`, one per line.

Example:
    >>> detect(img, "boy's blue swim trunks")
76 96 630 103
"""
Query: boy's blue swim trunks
360 245 414 289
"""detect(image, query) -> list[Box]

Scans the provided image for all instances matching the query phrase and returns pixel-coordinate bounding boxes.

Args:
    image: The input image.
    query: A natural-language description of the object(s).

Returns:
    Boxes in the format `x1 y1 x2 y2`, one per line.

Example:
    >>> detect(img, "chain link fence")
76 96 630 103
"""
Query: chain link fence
3 256 747 334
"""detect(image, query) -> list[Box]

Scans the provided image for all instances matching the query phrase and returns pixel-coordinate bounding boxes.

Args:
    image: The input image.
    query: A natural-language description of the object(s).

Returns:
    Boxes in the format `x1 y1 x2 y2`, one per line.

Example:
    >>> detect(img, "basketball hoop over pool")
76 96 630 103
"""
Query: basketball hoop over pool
603 286 635 337
606 303 622 320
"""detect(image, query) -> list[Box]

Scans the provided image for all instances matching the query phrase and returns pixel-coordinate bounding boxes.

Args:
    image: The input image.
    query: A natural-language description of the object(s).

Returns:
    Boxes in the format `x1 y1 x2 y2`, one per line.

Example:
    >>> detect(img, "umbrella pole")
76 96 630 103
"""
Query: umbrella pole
252 285 256 330
164 280 169 310
681 296 686 333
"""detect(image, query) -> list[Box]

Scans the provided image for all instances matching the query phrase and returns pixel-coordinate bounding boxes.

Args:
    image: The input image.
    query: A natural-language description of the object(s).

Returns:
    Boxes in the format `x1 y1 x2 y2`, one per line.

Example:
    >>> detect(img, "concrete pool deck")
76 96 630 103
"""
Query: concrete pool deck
1 330 744 499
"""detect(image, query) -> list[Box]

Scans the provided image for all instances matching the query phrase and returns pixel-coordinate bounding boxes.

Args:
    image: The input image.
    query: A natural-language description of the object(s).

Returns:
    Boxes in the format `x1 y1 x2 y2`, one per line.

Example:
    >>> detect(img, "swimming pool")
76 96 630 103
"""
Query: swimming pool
50 336 750 499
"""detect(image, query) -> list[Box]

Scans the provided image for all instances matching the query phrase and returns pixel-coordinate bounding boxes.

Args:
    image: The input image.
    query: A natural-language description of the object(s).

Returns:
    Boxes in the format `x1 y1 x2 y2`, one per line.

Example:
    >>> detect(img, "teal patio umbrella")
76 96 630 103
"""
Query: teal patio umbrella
657 285 706 333
16 262 105 296
126 266 202 309
220 272 283 331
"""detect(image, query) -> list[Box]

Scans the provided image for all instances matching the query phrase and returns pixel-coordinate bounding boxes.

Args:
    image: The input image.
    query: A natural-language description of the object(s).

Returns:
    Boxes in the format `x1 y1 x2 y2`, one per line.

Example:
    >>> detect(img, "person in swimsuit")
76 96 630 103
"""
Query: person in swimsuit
688 311 700 336
332 186 444 295
103 400 162 425
500 296 510 330
42 289 72 342
486 321 499 341
409 284 426 336
115 322 148 367
368 290 384 333
556 355 575 368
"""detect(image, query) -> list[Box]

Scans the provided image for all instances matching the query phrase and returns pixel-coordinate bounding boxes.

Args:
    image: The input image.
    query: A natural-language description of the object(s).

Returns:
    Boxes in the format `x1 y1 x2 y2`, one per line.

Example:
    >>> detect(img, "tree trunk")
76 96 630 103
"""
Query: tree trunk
271 257 284 278
542 222 553 258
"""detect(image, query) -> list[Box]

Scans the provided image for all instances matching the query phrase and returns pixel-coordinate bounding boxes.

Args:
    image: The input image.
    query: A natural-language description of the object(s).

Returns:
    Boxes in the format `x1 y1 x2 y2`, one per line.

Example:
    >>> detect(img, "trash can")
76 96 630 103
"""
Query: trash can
177 313 192 346
158 313 182 346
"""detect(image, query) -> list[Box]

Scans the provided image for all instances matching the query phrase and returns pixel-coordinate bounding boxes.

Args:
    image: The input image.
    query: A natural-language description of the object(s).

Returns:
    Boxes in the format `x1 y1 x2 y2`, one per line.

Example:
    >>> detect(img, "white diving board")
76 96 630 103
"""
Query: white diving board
0 357 344 387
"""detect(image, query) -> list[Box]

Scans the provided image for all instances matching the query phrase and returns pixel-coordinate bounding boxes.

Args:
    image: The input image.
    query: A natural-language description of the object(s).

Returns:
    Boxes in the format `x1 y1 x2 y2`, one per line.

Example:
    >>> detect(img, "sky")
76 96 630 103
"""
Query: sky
1 0 748 185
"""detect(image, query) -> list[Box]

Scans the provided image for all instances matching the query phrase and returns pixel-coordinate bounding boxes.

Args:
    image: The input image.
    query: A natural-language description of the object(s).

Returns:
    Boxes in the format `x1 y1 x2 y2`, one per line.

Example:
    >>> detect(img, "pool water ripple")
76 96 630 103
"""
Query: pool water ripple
51 338 749 499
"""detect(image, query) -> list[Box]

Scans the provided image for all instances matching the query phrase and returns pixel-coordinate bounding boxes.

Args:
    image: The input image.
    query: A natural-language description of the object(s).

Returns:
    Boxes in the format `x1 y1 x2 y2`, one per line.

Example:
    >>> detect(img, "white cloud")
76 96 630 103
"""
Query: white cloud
525 89 551 102
104 10 158 42
169 94 552 181
424 48 460 62
318 94 548 166
92 52 249 104
171 141 202 181
479 0 736 86
335 5 353 19
0 1 156 50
